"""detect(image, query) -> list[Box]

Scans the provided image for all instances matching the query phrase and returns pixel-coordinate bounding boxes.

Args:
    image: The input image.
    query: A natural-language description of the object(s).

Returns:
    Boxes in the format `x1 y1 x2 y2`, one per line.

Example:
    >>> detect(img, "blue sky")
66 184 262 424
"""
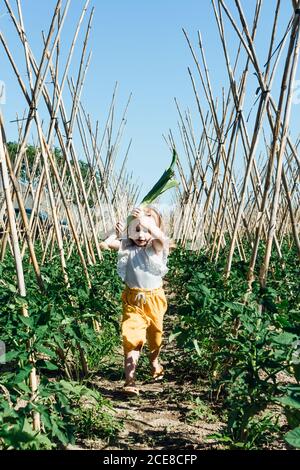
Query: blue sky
0 0 296 200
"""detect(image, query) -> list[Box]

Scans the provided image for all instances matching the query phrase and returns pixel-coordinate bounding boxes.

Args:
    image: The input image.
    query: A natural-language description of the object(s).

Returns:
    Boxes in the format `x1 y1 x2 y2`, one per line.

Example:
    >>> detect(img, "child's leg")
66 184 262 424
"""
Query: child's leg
146 318 165 375
124 348 140 385
147 334 163 376
149 347 161 371
145 288 167 376
122 290 149 386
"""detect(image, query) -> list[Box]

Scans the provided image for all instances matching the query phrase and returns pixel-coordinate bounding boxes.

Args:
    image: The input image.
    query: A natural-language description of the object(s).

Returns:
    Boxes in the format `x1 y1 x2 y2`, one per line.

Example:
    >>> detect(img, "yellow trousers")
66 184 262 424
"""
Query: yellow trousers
121 286 168 355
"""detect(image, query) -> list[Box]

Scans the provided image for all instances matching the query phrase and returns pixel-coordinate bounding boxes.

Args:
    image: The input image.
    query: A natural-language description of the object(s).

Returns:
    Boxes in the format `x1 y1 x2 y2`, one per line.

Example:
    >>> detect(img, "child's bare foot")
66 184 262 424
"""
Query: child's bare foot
150 362 164 381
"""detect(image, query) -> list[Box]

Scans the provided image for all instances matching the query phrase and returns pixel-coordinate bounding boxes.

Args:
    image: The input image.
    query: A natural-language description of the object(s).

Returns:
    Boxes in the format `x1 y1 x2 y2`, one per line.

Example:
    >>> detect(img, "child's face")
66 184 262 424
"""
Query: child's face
128 210 159 247
130 222 152 247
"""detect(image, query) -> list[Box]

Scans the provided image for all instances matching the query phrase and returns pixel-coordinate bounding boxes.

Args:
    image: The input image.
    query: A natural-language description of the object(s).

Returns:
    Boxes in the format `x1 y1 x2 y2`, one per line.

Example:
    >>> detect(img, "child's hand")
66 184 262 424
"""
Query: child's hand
139 215 155 230
131 207 154 231
131 207 144 219
116 221 125 237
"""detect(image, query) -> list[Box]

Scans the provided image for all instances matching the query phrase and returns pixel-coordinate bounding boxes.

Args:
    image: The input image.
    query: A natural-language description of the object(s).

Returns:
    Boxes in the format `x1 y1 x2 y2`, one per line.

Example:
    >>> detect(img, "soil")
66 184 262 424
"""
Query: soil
81 379 223 451
76 287 224 451
79 335 224 451
74 284 289 451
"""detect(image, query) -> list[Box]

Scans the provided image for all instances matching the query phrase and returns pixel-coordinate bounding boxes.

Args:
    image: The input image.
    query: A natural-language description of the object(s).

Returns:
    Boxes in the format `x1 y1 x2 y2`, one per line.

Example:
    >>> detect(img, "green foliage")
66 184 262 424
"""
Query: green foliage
0 378 119 449
276 384 300 448
6 143 100 197
285 426 300 448
167 241 300 449
209 412 280 450
0 248 123 449
186 397 218 424
73 397 123 441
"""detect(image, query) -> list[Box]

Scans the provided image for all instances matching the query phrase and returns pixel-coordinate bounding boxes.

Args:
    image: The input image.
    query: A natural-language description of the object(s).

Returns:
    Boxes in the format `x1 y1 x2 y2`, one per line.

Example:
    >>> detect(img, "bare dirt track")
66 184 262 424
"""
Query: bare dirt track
73 284 289 451
78 298 224 450
84 375 222 451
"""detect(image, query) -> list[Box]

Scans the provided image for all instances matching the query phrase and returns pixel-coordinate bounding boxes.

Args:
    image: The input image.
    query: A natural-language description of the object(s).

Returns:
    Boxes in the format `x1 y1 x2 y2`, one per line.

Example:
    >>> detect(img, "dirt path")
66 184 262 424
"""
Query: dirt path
77 287 224 450
83 376 222 450
71 285 289 451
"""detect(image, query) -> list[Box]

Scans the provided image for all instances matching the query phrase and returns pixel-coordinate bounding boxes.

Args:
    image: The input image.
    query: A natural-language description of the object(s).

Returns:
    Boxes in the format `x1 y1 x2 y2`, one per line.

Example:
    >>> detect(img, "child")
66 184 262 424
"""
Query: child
101 206 169 396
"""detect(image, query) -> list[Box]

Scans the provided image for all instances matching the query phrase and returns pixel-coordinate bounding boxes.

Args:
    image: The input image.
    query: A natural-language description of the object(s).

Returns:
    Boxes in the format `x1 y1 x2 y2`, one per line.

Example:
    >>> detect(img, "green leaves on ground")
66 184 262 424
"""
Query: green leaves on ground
0 248 123 449
166 241 300 449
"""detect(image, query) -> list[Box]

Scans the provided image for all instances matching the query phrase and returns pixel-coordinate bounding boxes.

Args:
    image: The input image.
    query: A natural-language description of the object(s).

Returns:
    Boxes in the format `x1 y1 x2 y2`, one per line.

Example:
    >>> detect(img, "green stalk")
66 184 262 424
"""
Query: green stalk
127 149 179 225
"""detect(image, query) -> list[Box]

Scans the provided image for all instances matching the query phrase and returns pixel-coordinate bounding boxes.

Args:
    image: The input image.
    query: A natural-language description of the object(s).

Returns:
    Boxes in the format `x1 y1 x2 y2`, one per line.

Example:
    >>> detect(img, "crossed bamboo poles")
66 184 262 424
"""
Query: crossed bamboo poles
0 0 138 270
1 0 300 434
0 0 139 431
172 0 300 288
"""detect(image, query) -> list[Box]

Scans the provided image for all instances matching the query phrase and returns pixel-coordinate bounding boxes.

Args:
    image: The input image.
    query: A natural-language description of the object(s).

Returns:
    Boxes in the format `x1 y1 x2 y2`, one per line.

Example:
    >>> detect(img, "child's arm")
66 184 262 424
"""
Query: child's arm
146 221 168 253
100 222 124 251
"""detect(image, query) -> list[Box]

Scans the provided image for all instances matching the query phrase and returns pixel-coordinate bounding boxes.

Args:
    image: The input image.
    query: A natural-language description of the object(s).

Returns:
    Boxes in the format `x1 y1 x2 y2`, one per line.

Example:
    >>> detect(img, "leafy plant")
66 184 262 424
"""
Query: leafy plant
186 397 218 424
0 247 123 449
166 241 300 449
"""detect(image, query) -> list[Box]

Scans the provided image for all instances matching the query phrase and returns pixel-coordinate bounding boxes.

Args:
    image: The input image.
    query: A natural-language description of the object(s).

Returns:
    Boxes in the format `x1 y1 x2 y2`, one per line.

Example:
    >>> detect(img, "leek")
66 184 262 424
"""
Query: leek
127 149 179 225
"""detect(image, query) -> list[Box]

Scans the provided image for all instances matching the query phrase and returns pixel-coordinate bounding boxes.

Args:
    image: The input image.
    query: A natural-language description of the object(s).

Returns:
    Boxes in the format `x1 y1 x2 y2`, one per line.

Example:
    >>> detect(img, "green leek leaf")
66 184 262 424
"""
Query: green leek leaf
127 149 179 225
